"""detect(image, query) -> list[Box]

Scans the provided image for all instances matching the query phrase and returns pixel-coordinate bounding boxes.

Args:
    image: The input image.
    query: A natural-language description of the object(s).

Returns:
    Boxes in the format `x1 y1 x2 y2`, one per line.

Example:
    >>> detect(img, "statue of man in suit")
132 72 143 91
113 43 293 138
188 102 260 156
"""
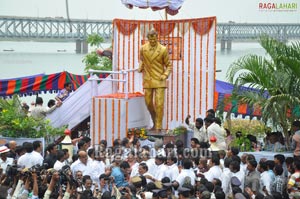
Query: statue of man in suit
138 29 172 131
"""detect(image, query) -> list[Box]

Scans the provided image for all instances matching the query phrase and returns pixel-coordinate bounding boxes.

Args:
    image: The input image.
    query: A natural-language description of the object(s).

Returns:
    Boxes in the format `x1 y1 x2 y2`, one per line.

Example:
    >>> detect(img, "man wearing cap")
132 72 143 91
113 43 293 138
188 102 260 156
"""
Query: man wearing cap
178 187 191 199
0 146 13 174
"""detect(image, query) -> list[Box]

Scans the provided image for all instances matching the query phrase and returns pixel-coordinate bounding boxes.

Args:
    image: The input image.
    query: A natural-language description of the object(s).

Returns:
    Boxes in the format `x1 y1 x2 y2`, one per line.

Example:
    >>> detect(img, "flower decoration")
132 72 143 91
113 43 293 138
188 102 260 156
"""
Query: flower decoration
127 128 148 139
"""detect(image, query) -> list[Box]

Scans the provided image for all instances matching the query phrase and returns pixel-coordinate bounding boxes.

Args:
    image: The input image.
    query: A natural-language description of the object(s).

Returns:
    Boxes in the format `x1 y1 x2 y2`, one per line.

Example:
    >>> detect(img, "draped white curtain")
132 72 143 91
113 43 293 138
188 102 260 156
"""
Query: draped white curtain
121 0 185 10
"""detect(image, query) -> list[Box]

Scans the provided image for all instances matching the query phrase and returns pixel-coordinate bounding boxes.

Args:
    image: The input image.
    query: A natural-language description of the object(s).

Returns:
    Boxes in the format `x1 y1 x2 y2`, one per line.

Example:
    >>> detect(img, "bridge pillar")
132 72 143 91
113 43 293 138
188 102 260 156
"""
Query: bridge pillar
221 40 226 51
82 41 88 54
227 40 232 50
75 40 89 54
76 40 82 54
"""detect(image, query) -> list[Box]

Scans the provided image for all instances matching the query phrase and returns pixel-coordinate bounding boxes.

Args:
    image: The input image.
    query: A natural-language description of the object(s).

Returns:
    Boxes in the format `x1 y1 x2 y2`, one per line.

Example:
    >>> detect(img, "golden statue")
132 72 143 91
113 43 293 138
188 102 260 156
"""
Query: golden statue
138 29 172 131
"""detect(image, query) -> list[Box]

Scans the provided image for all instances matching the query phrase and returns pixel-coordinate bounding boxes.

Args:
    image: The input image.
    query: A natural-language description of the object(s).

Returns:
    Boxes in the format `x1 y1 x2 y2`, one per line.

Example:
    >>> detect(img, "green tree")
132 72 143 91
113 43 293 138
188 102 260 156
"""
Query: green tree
226 35 300 142
82 34 112 73
0 95 65 140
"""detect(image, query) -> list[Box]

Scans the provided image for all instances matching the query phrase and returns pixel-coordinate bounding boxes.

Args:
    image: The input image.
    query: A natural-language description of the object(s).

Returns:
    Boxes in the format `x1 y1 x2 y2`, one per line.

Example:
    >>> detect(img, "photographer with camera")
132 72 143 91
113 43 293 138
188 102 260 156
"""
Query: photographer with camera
43 170 72 199
14 171 39 199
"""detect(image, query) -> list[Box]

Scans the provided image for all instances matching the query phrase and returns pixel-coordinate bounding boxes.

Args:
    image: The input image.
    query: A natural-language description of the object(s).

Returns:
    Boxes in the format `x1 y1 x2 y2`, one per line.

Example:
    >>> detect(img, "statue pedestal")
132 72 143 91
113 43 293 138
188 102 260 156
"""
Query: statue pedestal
91 93 150 146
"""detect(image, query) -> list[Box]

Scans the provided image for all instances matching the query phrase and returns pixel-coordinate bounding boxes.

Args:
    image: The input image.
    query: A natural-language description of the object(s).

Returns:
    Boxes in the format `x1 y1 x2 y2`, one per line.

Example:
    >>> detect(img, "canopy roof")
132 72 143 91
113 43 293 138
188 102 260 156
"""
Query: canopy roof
0 71 107 98
121 0 185 15
0 72 267 117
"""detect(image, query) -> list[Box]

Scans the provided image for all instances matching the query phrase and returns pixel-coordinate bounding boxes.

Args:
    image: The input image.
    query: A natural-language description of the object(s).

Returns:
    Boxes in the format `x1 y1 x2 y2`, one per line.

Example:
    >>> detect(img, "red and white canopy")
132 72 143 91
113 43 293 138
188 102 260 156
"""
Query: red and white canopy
121 0 185 15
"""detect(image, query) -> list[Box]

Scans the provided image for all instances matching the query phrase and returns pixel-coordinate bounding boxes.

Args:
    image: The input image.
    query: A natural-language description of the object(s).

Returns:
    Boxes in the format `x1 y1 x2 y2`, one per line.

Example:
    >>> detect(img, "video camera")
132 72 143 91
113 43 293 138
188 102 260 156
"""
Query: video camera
59 165 79 190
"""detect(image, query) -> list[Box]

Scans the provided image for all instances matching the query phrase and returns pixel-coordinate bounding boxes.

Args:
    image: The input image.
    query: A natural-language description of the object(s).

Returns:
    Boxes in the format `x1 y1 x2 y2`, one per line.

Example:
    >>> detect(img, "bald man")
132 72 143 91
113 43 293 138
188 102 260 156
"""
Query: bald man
7 140 17 160
70 151 93 177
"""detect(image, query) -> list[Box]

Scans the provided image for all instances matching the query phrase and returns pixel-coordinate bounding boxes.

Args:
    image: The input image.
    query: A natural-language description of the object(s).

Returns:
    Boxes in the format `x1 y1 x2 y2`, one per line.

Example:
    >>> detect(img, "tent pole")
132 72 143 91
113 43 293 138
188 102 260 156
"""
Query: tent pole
165 9 168 20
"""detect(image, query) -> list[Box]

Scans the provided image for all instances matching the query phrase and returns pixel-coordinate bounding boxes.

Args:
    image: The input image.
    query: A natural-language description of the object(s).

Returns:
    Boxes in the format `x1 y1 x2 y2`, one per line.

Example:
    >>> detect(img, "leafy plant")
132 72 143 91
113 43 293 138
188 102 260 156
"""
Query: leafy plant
82 34 112 73
0 95 65 139
224 119 266 151
223 119 266 138
226 35 300 143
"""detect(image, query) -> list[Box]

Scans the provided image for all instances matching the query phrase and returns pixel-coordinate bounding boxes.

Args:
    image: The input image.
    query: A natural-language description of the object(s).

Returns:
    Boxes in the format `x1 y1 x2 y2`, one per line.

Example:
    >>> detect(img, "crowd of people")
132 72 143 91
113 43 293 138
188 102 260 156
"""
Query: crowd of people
0 111 300 199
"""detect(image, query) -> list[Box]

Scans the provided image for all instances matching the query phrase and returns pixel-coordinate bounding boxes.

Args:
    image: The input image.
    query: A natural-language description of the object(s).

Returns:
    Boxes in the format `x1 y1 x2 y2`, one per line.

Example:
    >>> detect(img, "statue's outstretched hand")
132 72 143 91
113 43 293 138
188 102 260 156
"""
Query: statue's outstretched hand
160 74 167 80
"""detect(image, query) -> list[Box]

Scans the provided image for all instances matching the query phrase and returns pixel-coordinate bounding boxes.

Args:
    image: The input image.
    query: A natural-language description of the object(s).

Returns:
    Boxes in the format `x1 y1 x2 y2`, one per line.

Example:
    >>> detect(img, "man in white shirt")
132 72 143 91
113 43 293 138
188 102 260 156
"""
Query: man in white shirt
53 150 66 171
185 115 207 143
173 159 196 187
0 146 13 174
138 162 154 183
204 116 226 150
18 142 43 168
30 97 61 120
204 156 222 182
71 151 93 177
230 160 245 191
165 156 179 182
32 140 44 163
152 156 167 181
258 160 272 195
87 148 105 185
221 157 233 196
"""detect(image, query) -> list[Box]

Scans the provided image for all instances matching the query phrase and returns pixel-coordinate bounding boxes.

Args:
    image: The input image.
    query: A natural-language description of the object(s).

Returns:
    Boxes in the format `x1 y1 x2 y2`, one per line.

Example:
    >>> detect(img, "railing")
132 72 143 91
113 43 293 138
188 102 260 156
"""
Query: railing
88 68 138 99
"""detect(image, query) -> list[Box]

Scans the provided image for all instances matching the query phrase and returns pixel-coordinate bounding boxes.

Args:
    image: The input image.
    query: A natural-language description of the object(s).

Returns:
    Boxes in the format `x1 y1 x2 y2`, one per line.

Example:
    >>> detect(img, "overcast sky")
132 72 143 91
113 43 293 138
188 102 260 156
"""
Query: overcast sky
1 0 300 23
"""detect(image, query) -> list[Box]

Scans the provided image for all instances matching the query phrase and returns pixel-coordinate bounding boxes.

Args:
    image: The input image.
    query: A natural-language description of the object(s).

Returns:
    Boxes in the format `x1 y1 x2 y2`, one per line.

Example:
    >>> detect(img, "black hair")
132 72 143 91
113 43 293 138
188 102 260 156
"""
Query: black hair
215 191 226 199
121 138 129 146
266 160 275 170
214 117 222 126
77 140 86 150
274 165 283 176
230 161 240 172
46 143 56 153
205 181 214 192
82 136 91 143
64 82 72 88
23 142 33 153
57 150 65 161
35 97 43 105
213 179 222 187
248 159 258 168
274 154 285 165
204 116 214 124
191 138 200 145
120 161 130 169
231 155 241 165
224 157 232 168
182 159 193 169
230 147 239 156
47 99 56 108
33 140 42 151
88 148 95 157
195 118 203 125
211 156 220 166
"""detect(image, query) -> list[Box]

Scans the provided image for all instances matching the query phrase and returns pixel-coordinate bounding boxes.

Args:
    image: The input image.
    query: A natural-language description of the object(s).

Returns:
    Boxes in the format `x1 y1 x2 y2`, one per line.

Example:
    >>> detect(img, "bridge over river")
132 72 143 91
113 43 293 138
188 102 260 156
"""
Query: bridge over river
1 16 299 53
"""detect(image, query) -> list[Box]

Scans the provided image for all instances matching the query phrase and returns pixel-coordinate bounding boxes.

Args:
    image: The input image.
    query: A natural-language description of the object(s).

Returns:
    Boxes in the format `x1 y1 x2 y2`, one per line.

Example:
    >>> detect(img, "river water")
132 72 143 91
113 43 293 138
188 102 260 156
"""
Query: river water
0 41 266 104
